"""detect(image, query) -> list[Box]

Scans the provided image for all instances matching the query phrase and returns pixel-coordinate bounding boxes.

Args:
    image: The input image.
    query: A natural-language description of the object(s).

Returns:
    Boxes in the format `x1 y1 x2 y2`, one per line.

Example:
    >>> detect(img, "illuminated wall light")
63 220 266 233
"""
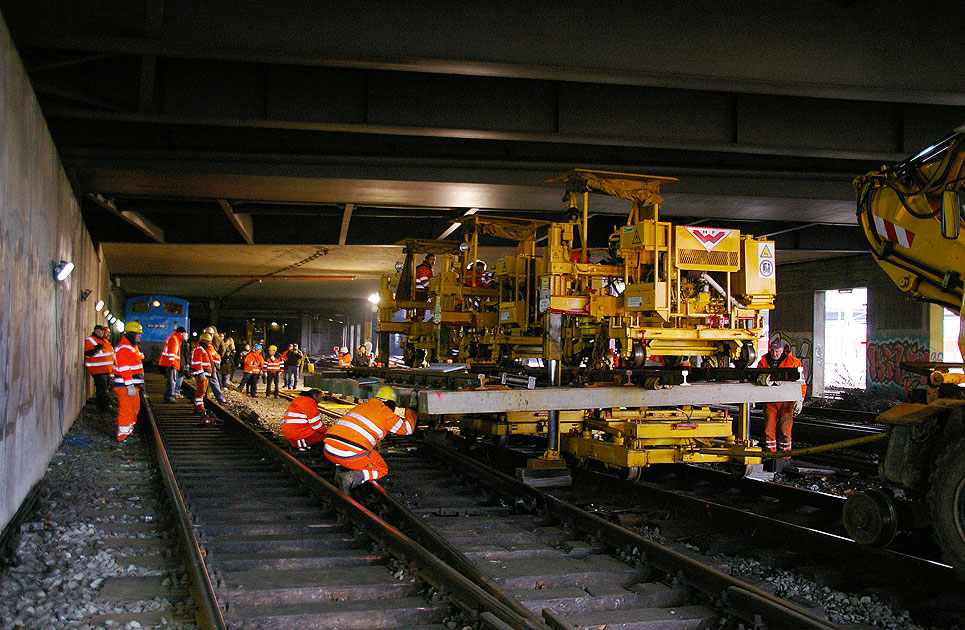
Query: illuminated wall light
152 300 160 307
114 320 124 332
367 293 380 305
94 300 105 311
53 260 74 282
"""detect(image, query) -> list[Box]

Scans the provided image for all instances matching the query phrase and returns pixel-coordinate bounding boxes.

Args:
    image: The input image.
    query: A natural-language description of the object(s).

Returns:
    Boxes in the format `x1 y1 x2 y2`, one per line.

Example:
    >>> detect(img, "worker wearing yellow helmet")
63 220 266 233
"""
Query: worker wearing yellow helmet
264 344 283 397
112 321 145 441
190 332 218 419
322 385 416 492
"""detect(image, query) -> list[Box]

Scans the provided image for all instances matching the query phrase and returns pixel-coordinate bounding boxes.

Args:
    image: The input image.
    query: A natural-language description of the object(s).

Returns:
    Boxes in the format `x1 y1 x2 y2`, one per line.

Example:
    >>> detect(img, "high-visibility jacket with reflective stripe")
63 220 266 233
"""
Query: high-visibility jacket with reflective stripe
282 395 325 431
414 262 432 290
337 353 352 367
84 336 114 374
208 346 221 364
112 336 144 388
191 344 213 376
243 352 264 374
157 332 183 369
265 355 283 372
324 399 415 455
759 350 807 398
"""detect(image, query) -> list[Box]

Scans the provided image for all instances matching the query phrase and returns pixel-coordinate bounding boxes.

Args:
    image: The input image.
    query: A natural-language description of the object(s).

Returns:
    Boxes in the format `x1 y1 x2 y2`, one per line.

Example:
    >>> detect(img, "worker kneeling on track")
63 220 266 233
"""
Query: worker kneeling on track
323 386 416 492
282 389 327 451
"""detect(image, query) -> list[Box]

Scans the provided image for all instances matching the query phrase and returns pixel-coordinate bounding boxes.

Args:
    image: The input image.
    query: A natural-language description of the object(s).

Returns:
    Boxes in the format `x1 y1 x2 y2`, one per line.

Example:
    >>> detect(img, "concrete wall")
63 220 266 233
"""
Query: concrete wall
772 254 940 396
0 13 109 532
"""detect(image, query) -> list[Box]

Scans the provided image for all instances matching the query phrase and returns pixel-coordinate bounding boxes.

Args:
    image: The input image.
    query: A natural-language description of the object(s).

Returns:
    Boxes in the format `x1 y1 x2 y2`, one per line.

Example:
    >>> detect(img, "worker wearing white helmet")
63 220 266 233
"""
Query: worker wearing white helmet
337 346 352 367
323 386 416 491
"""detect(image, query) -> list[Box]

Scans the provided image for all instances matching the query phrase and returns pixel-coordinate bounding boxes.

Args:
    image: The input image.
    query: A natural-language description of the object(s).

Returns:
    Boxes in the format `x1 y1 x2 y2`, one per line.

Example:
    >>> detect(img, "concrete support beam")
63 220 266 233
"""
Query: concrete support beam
338 203 354 245
88 194 164 242
217 198 254 244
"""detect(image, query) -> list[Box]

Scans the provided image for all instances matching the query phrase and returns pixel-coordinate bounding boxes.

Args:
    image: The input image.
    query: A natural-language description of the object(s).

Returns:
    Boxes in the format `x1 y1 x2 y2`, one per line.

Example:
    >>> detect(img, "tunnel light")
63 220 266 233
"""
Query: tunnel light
152 300 160 307
53 260 74 281
368 293 380 305
104 310 112 318
271 321 278 327
114 320 124 332
459 242 469 252
94 300 105 312
395 262 404 271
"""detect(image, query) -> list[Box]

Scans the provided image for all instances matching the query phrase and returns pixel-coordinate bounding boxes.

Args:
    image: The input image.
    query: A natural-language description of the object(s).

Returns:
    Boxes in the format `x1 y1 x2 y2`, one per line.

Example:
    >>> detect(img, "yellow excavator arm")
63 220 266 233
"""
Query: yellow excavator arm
854 132 965 355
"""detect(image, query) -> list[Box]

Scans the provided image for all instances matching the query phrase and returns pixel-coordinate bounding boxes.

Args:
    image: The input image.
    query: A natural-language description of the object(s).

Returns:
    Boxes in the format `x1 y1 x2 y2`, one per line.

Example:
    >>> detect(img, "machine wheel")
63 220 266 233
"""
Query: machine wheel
628 340 646 369
734 342 757 369
928 433 965 578
498 345 514 367
842 488 898 546
624 466 643 483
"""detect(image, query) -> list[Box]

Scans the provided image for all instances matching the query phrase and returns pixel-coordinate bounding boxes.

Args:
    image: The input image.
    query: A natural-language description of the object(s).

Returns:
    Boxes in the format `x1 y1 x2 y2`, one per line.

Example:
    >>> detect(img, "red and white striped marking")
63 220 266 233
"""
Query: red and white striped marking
872 215 916 248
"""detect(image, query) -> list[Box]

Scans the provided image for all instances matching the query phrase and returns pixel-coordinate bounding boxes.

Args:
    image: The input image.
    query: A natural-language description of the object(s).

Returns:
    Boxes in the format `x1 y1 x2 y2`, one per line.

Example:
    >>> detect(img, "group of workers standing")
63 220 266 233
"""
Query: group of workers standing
84 320 312 438
237 342 306 397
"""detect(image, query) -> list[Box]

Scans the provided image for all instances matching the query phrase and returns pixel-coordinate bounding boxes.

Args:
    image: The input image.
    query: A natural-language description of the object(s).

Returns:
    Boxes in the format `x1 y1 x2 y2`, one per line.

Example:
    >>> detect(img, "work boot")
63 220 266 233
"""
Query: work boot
336 469 365 493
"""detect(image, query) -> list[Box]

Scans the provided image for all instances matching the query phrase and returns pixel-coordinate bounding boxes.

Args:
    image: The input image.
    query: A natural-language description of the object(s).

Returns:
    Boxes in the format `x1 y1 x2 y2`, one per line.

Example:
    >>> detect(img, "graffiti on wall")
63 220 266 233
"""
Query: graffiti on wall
768 331 812 388
866 337 938 391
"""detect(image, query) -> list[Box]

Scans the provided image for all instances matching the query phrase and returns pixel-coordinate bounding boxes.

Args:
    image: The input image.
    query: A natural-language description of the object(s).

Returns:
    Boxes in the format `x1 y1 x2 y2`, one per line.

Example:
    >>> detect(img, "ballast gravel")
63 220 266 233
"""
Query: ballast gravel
0 401 196 630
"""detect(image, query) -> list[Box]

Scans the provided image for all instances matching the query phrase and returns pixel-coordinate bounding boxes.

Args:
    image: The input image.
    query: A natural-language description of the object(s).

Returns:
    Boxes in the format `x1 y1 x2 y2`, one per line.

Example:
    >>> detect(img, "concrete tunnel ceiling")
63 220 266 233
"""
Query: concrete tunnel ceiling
3 0 965 314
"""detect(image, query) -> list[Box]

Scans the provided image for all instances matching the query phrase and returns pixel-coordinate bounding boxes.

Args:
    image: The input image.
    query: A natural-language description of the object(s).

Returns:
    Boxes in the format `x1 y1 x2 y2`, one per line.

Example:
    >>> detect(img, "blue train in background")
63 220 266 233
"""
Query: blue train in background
125 295 190 365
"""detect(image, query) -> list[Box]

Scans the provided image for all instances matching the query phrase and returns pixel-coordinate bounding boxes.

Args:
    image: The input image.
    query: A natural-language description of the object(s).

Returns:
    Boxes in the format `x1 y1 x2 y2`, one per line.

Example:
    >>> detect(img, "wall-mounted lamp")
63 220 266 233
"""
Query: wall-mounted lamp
53 260 74 282
94 300 105 311
80 289 93 301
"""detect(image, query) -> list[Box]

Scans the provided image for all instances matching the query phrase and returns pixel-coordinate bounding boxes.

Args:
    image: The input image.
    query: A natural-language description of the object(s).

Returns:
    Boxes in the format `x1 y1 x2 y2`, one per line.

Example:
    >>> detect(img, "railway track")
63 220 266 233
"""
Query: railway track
148 375 551 629
151 376 850 629
450 439 965 628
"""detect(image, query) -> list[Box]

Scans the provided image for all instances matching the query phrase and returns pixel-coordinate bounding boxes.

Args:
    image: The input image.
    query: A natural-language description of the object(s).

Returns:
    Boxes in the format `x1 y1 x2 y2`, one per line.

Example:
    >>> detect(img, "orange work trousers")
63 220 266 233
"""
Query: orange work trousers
282 424 327 449
194 376 208 411
322 444 388 482
115 387 140 441
763 401 795 452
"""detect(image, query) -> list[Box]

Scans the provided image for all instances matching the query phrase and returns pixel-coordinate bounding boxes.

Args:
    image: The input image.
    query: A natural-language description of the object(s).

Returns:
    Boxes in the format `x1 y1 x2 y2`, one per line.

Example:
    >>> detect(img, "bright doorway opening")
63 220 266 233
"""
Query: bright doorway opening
943 308 963 362
824 288 867 389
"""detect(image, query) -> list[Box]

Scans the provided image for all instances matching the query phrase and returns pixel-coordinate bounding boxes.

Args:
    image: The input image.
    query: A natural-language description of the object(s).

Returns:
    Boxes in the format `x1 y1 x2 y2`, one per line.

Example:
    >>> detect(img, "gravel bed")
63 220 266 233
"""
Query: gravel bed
5 383 923 628
0 401 197 630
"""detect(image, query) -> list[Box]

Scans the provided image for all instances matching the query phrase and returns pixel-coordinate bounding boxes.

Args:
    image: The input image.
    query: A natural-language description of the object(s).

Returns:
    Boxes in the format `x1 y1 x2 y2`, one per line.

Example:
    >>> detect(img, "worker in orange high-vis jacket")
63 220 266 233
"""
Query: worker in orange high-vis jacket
84 324 114 412
239 344 264 397
757 340 807 454
323 386 416 492
202 329 226 404
337 346 352 367
264 345 283 397
158 326 187 403
281 389 327 451
112 321 146 441
190 333 215 415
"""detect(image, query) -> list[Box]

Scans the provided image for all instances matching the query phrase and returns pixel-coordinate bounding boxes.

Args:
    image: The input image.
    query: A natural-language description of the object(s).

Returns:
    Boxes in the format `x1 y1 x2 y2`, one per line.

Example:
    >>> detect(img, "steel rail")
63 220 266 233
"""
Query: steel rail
421 440 841 630
357 481 552 628
196 393 553 630
140 393 228 630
